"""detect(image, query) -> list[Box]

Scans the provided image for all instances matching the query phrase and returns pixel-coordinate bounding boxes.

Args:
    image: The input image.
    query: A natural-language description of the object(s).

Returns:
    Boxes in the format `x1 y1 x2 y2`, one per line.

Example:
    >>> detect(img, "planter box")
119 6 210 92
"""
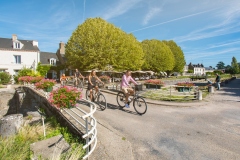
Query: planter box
145 84 162 89
176 86 192 92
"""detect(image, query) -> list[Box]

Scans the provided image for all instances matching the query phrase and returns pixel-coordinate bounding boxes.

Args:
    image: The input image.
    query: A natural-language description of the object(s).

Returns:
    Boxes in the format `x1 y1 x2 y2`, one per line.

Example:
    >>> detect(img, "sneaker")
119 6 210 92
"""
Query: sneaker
125 103 130 108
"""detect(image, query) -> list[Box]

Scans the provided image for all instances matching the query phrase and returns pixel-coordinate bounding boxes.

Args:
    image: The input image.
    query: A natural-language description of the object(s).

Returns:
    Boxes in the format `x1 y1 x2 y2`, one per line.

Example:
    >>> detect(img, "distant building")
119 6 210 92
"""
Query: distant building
0 34 40 75
205 66 215 73
188 63 205 75
40 42 68 79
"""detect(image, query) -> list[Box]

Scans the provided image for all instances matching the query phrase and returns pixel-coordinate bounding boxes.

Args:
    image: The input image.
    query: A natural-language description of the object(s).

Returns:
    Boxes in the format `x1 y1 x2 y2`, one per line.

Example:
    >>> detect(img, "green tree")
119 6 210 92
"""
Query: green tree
163 40 185 73
231 56 239 74
36 62 51 76
141 39 175 72
65 17 144 71
216 61 225 69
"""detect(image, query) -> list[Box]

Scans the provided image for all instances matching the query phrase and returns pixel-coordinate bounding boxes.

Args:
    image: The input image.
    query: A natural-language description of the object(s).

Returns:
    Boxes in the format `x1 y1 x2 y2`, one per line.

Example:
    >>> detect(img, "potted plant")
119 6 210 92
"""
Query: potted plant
35 79 56 92
48 86 82 109
144 79 164 89
175 82 195 92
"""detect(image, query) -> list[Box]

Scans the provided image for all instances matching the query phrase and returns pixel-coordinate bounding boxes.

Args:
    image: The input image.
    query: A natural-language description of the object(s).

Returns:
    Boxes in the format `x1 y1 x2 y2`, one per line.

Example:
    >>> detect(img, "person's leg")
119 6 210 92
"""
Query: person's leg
218 82 220 90
122 88 129 104
89 89 93 101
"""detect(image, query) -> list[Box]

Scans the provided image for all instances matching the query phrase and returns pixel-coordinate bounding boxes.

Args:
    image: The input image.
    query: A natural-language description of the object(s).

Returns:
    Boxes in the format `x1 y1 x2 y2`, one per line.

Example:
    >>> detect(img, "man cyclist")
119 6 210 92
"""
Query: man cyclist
74 69 85 87
121 70 138 108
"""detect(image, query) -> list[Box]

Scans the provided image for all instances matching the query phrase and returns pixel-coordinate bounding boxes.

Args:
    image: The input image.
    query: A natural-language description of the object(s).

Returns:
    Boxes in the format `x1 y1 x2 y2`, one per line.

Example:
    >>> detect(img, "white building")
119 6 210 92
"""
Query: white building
0 34 40 75
188 63 205 75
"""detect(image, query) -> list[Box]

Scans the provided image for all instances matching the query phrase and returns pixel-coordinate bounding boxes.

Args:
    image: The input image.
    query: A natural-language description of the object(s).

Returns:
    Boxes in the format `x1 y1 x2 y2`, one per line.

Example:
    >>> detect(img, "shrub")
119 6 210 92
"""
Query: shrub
0 72 11 84
48 86 82 109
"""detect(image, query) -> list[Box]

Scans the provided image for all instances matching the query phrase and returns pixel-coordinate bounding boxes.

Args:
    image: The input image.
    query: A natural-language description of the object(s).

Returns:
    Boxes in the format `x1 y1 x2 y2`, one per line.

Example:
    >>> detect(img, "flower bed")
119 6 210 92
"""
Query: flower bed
175 82 194 92
48 86 82 109
144 79 164 89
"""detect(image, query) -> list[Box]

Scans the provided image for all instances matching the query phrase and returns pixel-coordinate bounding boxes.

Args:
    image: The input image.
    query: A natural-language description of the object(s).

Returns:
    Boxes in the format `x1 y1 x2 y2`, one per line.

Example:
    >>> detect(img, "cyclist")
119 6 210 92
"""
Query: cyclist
74 69 85 87
121 70 138 108
88 70 104 101
60 73 67 86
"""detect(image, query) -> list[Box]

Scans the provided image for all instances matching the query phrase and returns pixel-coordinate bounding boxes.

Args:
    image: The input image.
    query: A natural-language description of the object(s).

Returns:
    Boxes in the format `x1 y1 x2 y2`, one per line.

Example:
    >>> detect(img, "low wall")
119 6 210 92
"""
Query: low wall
20 87 85 137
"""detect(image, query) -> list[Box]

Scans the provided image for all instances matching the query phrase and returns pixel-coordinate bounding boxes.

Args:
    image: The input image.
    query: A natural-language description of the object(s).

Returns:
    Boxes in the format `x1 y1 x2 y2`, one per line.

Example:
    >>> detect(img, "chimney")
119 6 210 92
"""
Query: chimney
33 40 38 47
12 34 17 41
59 41 65 54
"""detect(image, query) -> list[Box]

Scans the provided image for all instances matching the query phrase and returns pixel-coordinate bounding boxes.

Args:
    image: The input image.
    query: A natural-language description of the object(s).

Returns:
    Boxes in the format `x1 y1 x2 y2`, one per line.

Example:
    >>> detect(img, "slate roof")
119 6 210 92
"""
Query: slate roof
40 52 61 65
0 37 39 51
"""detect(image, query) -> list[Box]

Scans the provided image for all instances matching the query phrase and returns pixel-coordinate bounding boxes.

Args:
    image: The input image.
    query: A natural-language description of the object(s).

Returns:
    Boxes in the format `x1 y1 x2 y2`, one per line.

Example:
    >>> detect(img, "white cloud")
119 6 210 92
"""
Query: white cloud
142 7 161 25
102 0 142 20
129 9 214 33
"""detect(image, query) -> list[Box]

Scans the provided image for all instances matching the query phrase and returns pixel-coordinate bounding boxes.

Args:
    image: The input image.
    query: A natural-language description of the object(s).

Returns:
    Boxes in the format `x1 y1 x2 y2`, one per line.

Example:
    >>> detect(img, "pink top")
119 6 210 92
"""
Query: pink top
121 74 137 88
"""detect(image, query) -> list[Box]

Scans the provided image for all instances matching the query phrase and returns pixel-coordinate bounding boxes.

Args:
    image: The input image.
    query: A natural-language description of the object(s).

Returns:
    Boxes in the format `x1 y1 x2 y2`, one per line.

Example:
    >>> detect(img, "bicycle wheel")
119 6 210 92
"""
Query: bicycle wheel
85 89 90 100
97 93 107 110
133 97 147 115
78 81 84 90
116 92 126 108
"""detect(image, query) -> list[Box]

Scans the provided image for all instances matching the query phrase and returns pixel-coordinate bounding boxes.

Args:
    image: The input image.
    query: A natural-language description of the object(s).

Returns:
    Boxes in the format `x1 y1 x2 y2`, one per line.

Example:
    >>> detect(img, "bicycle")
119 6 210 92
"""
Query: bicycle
116 84 147 115
74 77 84 90
86 83 107 110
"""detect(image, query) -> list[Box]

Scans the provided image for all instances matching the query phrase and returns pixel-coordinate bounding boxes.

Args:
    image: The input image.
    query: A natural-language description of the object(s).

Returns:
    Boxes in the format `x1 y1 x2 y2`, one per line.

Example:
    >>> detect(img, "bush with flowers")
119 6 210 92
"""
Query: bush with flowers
144 79 164 85
48 86 82 109
35 79 56 90
176 82 195 87
18 76 44 84
99 75 110 83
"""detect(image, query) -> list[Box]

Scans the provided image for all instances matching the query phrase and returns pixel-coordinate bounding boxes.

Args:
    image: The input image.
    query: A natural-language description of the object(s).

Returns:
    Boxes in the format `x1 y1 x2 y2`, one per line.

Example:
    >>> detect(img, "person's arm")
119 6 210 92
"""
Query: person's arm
80 73 85 79
96 76 104 84
130 76 138 85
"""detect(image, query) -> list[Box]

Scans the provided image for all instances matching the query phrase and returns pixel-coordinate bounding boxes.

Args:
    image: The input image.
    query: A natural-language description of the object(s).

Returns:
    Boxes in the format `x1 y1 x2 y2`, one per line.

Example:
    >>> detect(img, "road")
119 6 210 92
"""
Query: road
90 79 240 160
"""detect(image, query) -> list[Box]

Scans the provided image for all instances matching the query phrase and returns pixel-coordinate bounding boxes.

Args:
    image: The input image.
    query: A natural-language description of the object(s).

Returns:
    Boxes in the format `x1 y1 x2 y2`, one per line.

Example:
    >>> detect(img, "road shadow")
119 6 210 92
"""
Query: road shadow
217 78 240 101
107 102 140 115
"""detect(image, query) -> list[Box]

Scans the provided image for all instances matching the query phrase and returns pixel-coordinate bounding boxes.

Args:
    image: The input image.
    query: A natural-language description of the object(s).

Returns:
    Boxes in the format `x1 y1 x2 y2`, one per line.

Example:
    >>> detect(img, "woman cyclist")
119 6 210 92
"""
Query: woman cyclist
88 70 104 101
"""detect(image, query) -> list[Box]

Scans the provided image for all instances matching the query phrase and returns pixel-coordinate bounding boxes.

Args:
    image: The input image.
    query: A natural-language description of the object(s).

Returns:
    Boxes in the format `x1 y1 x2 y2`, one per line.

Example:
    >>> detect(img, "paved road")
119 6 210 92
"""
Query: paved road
90 78 240 160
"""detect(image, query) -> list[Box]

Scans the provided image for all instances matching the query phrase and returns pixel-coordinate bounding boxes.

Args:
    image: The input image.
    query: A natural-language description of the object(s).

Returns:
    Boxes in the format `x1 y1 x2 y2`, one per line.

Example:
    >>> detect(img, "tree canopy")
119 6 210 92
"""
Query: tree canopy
141 39 175 72
65 17 144 71
163 40 185 73
231 56 239 74
216 61 225 69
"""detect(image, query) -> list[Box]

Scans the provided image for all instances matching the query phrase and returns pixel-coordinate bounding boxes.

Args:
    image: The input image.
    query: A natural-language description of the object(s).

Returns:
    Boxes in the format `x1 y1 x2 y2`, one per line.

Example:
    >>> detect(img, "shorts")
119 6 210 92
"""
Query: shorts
88 83 97 90
121 87 134 94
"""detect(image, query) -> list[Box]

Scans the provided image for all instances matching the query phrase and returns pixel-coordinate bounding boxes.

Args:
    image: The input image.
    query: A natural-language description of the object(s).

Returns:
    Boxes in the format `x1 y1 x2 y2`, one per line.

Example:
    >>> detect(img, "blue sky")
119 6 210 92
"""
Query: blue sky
1 0 240 68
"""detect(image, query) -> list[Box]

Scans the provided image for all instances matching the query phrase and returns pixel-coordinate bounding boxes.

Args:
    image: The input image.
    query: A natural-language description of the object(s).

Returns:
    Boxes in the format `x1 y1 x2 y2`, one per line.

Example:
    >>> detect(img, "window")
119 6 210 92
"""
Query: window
15 42 20 49
14 55 21 64
50 58 56 66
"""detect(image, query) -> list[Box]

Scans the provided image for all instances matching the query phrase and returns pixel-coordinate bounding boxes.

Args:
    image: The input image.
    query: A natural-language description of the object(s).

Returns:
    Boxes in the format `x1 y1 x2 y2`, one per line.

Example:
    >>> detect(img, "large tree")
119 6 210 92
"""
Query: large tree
65 17 144 71
231 56 239 74
162 40 185 73
141 39 175 72
216 61 225 69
